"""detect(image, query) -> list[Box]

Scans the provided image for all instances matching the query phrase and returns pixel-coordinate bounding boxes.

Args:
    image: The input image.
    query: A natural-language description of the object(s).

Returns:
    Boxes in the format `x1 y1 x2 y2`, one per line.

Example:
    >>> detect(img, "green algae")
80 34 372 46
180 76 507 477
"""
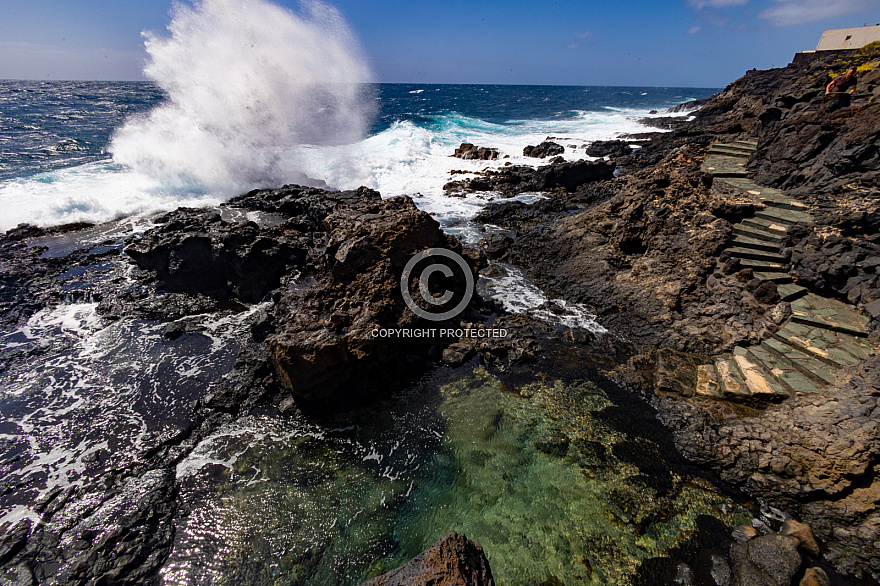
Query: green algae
165 361 751 586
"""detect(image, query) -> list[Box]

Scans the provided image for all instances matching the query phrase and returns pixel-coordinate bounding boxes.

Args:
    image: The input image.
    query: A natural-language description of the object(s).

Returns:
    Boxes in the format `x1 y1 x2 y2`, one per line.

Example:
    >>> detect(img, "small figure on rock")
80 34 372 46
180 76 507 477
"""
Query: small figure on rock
825 67 858 95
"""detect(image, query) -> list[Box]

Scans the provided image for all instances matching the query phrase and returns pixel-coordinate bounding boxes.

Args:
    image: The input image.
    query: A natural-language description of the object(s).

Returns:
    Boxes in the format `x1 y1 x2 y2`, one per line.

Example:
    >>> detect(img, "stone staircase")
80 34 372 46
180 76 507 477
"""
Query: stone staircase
697 140 875 402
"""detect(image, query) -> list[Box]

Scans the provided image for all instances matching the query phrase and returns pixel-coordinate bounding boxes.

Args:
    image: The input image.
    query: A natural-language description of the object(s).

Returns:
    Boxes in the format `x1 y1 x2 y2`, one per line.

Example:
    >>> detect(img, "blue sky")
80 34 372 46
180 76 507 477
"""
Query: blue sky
0 0 878 87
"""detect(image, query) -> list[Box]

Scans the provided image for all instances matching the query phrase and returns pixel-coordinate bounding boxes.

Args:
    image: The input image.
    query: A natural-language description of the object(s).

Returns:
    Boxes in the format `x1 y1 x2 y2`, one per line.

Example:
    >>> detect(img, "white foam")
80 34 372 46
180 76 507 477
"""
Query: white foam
481 265 607 333
0 163 224 232
110 0 374 191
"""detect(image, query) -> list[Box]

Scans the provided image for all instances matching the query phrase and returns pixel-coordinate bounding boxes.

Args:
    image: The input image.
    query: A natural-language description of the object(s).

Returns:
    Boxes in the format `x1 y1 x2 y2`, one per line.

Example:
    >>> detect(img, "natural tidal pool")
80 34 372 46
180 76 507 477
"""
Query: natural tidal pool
165 346 751 586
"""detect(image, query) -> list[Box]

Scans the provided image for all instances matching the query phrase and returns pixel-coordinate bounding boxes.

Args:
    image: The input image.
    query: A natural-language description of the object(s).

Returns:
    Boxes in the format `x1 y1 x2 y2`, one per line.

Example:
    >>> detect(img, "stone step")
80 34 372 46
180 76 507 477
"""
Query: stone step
715 176 758 191
732 235 780 253
746 344 823 393
727 246 787 264
709 147 752 158
760 198 810 213
775 322 874 367
791 294 870 337
755 207 812 226
753 271 794 284
735 258 788 272
696 363 724 398
712 142 756 153
737 138 759 145
760 339 837 385
733 224 785 243
715 357 750 398
740 217 789 235
777 282 808 301
730 349 791 399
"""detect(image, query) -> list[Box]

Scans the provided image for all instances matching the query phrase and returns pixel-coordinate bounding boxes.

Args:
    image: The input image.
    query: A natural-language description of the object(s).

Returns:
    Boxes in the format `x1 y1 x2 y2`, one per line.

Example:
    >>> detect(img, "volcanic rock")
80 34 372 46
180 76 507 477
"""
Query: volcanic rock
586 140 632 158
452 143 499 160
523 141 564 158
359 532 494 586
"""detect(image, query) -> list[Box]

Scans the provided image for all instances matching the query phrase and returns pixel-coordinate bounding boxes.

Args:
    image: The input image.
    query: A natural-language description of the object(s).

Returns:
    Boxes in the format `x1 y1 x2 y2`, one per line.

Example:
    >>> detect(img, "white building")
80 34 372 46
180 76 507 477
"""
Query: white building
816 26 880 51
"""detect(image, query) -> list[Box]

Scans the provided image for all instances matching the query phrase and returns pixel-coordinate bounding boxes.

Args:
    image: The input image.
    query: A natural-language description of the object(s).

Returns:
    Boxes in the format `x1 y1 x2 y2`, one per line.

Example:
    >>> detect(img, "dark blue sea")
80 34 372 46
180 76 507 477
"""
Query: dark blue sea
0 81 718 232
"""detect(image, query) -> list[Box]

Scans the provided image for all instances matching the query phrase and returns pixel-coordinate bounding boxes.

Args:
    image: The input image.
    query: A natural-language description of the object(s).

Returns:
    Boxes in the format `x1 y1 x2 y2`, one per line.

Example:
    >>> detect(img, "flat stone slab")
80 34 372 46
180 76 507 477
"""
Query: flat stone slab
756 207 813 225
741 217 789 234
733 225 785 243
732 235 781 253
791 294 870 336
735 258 788 271
753 271 794 283
762 338 837 385
727 246 787 263
746 345 821 394
776 322 874 366
731 351 791 398
696 364 724 398
777 283 807 301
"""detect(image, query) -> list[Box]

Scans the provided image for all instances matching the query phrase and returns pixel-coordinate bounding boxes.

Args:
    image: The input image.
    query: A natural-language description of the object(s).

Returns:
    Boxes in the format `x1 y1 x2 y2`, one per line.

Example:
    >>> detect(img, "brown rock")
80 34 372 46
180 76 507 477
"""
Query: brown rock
731 525 759 543
799 567 830 586
781 519 820 557
360 532 494 586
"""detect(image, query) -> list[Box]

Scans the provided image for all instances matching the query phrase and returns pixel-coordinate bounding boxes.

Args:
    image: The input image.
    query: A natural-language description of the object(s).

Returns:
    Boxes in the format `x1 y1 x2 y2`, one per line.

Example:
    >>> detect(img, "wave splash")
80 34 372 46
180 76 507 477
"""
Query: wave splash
110 0 374 191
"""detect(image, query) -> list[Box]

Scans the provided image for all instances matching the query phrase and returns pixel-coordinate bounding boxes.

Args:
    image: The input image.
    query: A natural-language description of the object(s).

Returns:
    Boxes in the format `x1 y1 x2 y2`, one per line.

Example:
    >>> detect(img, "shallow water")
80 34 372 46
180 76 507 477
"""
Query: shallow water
167 351 750 586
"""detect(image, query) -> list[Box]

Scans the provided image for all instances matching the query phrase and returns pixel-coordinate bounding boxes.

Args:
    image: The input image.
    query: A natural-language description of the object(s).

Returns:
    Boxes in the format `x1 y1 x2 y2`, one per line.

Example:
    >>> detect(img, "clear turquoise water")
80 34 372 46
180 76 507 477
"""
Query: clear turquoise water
166 346 750 586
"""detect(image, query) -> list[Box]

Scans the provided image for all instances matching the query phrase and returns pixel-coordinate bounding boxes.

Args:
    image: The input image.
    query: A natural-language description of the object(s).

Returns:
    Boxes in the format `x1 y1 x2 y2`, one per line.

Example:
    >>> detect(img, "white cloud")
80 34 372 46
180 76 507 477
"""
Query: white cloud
688 26 703 33
687 0 750 10
566 31 594 49
758 0 877 27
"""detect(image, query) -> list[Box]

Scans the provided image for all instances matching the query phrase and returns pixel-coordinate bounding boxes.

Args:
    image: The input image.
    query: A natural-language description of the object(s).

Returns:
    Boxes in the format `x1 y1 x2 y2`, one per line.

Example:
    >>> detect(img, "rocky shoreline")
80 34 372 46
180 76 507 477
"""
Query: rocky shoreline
1 46 878 585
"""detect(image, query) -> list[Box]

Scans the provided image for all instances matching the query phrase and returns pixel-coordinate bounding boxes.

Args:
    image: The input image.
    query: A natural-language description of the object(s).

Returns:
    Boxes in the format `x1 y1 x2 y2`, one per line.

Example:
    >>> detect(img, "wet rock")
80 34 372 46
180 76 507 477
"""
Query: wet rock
523 141 564 158
780 519 819 557
452 143 499 160
125 208 310 303
445 160 614 197
731 525 759 543
586 140 632 158
729 535 801 586
799 567 830 586
478 234 512 260
359 531 494 586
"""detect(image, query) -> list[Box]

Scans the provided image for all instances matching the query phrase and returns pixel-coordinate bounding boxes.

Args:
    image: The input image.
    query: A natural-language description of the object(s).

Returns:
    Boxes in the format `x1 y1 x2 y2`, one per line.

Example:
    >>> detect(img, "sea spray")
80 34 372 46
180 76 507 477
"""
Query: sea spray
110 0 375 191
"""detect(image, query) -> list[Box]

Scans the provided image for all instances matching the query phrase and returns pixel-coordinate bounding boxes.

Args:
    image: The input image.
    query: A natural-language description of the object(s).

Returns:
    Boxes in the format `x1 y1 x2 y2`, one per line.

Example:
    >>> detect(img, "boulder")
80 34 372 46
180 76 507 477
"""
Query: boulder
523 141 564 158
453 143 499 160
729 535 801 586
269 195 482 400
360 532 494 586
586 140 633 158
780 519 820 557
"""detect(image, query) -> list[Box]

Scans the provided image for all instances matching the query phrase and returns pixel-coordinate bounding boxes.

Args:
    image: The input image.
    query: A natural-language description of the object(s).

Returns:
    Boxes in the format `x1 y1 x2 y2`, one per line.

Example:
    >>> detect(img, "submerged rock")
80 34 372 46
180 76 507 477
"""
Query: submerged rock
360 532 494 586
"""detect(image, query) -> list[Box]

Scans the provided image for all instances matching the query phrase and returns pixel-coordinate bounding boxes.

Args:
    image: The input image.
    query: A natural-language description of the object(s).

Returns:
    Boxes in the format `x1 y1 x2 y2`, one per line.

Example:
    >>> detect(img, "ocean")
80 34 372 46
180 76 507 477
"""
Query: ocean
0 80 748 586
0 81 717 236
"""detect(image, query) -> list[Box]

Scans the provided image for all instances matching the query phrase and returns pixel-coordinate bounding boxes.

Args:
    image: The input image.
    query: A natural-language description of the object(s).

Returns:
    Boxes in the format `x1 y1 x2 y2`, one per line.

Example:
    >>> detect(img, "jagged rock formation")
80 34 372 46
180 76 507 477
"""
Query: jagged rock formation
359 532 494 586
443 159 614 197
